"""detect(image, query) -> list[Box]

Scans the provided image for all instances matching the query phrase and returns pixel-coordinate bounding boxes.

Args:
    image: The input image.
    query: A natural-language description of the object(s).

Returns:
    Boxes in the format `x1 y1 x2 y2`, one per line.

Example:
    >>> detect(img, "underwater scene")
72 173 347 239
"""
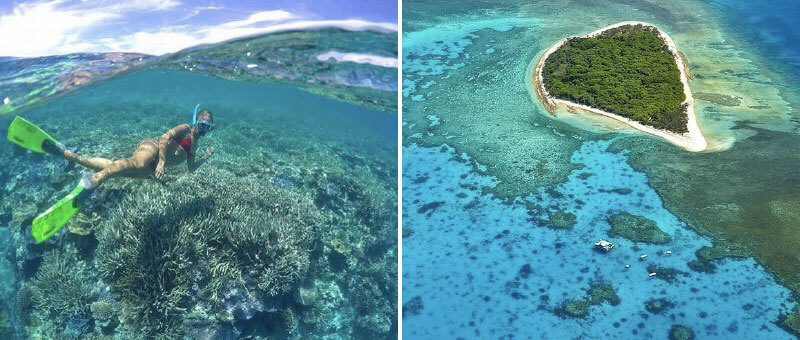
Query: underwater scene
0 27 398 339
402 0 799 339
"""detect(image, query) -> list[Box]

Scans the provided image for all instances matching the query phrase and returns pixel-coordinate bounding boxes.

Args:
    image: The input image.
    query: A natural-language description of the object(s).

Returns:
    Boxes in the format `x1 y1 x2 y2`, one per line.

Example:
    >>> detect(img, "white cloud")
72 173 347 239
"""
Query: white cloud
181 5 224 21
104 0 181 13
0 0 183 57
219 10 294 28
0 0 117 56
0 1 397 57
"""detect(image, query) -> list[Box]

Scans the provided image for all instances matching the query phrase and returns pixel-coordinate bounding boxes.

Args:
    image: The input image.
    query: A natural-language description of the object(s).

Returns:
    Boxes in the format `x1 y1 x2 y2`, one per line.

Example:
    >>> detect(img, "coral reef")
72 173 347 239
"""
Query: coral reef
556 300 589 318
0 310 12 339
688 241 751 273
67 212 101 236
28 246 94 320
11 203 37 227
779 306 800 338
694 92 741 106
95 172 323 338
546 210 577 229
644 298 675 314
557 282 621 318
646 265 687 283
607 212 671 244
14 285 33 326
281 308 298 335
298 279 345 334
18 245 96 339
668 325 695 340
587 284 620 306
90 300 119 330
0 67 397 339
402 296 424 318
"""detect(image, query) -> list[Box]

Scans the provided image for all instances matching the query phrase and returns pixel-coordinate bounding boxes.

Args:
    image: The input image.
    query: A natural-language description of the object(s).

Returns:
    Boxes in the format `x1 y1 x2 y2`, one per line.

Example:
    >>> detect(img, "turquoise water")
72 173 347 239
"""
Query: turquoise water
402 0 800 338
403 142 793 339
0 29 397 340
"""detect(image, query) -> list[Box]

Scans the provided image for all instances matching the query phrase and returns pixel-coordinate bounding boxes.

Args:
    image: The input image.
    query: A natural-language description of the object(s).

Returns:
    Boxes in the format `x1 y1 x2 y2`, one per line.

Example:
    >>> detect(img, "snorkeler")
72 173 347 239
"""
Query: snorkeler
6 104 215 243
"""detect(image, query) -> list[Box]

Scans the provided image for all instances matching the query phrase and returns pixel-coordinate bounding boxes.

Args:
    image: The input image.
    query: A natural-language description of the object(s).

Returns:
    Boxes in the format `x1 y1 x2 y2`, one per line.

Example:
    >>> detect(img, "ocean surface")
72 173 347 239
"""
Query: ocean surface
402 0 800 339
0 28 397 339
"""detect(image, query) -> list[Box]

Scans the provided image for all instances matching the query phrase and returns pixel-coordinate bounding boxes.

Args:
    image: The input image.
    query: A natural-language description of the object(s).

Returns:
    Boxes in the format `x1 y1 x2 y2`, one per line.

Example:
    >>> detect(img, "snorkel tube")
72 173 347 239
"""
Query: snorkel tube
192 103 201 126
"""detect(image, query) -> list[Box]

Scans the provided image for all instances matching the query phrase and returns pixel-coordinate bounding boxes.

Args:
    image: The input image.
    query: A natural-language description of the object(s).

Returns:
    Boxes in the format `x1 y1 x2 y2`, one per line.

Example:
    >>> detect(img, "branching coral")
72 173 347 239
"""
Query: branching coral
96 188 208 338
95 169 325 338
28 246 94 320
187 171 324 301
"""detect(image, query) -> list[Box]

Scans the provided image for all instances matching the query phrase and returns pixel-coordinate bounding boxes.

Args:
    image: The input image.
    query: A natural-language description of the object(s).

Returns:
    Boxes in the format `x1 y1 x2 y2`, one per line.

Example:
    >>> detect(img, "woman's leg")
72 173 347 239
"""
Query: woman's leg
89 141 158 187
63 150 113 171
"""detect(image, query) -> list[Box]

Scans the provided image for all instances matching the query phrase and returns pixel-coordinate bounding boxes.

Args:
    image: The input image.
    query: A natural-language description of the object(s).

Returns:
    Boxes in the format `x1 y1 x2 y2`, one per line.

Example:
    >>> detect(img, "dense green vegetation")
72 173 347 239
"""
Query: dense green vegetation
542 25 689 133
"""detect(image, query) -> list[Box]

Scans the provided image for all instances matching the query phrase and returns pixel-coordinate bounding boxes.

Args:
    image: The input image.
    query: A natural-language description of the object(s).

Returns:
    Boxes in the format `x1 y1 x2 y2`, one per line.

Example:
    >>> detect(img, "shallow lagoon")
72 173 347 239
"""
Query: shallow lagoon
403 142 794 339
402 0 800 338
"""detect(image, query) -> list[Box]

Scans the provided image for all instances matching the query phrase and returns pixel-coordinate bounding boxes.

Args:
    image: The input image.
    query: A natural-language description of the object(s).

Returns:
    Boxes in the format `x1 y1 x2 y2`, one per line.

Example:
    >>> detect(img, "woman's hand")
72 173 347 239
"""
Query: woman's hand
204 145 215 158
155 160 166 179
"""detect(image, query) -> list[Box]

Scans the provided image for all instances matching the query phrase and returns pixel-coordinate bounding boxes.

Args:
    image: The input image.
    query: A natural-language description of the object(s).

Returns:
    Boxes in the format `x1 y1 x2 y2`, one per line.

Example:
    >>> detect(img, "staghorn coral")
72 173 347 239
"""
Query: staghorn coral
95 168 325 338
28 246 94 320
95 187 196 339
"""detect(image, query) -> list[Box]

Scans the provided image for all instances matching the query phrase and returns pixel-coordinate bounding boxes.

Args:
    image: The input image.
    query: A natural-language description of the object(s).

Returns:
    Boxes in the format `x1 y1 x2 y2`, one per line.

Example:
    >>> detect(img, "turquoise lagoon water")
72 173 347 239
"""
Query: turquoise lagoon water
402 0 800 339
0 28 397 339
403 142 793 339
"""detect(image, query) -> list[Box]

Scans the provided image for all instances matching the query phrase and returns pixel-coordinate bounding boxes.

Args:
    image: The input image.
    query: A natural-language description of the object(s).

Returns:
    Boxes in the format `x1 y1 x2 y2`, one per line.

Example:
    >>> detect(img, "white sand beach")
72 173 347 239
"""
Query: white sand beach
532 21 708 152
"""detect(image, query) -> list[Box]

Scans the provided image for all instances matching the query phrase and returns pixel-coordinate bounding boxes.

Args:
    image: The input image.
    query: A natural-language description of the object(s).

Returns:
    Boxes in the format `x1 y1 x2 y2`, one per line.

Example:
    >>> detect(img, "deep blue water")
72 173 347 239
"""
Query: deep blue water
701 0 800 83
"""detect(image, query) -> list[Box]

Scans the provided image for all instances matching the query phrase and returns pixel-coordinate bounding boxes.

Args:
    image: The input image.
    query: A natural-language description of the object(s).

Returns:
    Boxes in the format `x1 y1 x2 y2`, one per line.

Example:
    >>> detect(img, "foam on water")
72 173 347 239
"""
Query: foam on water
402 141 795 339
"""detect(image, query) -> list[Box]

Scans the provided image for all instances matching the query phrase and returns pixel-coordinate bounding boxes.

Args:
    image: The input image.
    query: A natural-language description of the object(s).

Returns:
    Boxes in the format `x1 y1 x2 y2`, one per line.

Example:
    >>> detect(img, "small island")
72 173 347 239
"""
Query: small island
532 22 707 152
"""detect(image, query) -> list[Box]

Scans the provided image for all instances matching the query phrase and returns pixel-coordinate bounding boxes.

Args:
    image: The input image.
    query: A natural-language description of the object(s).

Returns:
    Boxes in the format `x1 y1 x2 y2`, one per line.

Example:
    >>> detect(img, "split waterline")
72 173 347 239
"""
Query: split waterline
0 35 398 339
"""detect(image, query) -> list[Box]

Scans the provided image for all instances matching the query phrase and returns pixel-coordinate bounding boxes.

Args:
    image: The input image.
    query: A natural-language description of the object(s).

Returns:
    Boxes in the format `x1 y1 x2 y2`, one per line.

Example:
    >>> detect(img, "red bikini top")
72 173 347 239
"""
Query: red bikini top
176 137 192 157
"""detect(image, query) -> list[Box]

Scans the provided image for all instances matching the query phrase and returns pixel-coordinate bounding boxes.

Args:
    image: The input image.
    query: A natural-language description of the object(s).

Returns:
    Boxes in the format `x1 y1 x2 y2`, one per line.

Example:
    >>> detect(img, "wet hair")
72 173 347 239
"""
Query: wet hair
197 109 213 122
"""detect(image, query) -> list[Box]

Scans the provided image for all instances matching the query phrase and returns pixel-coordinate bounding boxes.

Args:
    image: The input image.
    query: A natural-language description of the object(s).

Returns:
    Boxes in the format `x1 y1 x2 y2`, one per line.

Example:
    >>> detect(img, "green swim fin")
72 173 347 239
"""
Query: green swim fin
31 184 87 243
7 116 64 155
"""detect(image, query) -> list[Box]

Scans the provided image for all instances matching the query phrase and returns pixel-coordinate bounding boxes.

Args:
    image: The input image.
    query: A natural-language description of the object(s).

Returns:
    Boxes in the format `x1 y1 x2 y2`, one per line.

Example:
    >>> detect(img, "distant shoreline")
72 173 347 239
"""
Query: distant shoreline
531 21 708 152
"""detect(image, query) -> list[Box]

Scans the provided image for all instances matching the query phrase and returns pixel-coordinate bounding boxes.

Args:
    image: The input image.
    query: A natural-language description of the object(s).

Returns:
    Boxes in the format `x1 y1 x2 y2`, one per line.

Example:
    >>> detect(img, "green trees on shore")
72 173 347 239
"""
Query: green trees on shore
542 25 689 133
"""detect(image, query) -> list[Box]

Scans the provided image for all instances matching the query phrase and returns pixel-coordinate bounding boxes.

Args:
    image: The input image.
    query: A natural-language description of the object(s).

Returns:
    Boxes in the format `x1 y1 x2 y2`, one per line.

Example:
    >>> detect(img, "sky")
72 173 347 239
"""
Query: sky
0 0 398 57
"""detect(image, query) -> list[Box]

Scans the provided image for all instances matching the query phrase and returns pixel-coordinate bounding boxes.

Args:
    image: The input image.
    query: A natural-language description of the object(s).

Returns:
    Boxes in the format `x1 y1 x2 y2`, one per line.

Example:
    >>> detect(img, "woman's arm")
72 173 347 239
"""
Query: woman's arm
155 124 191 178
187 145 214 172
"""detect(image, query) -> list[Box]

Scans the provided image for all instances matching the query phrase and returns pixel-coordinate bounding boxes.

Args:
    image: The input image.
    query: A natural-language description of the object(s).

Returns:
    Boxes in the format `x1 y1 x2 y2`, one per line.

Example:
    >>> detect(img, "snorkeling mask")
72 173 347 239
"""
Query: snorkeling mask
192 103 215 136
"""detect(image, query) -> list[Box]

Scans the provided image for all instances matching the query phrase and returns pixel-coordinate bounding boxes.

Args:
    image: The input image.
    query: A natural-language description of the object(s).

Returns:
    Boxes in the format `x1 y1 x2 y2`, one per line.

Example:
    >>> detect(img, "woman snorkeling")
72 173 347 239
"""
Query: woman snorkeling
6 104 216 243
68 106 215 189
